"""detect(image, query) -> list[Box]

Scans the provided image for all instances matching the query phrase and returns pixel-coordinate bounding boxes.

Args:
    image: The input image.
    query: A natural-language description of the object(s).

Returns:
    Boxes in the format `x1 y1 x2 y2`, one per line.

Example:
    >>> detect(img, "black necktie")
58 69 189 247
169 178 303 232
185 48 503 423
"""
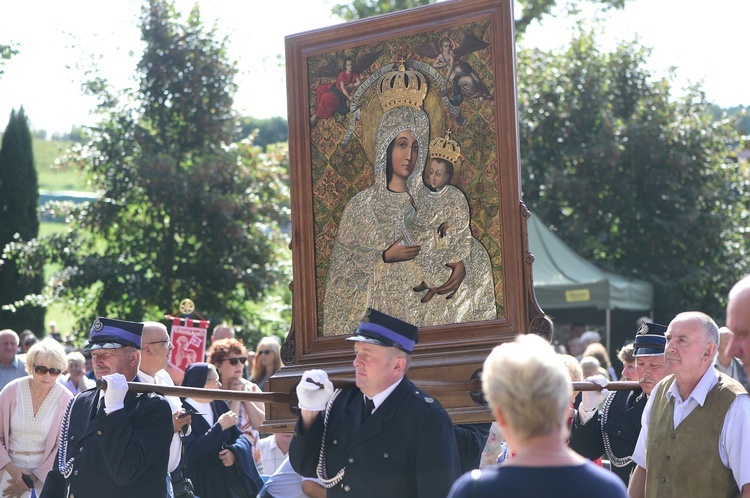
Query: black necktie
96 395 106 417
363 397 375 423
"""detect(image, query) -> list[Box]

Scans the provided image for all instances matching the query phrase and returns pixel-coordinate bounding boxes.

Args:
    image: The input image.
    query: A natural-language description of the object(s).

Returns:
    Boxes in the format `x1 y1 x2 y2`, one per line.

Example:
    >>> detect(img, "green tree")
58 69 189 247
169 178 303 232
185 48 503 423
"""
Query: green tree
236 116 289 151
332 0 629 35
332 0 435 21
0 43 18 78
518 32 749 321
711 105 749 137
0 108 44 332
5 0 289 336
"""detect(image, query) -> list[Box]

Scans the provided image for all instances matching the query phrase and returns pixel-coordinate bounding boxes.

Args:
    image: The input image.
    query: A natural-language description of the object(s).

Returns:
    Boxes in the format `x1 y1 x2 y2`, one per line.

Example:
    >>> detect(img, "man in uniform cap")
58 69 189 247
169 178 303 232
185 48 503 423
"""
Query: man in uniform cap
42 317 173 498
289 308 460 498
570 322 668 485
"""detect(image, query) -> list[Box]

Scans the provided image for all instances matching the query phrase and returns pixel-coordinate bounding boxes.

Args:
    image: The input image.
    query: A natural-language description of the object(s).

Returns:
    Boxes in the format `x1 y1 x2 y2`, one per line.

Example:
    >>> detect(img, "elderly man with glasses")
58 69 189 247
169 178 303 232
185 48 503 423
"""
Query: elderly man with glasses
42 317 173 498
139 321 193 498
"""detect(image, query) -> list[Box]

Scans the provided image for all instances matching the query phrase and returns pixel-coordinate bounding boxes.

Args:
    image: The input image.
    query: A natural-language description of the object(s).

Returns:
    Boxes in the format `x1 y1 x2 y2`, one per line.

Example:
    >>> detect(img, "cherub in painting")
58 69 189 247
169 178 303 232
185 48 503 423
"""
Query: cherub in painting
411 33 493 105
310 51 382 126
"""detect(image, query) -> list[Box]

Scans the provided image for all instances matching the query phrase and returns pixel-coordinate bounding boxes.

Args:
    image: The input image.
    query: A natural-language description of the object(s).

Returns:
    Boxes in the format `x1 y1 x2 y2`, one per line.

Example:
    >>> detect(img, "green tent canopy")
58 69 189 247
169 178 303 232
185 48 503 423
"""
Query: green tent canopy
527 214 653 351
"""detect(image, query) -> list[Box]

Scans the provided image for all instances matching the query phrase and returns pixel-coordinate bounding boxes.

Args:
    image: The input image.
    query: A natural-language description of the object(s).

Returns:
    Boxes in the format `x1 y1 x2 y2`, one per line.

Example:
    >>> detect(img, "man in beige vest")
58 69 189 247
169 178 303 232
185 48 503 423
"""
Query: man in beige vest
727 275 750 380
628 312 750 498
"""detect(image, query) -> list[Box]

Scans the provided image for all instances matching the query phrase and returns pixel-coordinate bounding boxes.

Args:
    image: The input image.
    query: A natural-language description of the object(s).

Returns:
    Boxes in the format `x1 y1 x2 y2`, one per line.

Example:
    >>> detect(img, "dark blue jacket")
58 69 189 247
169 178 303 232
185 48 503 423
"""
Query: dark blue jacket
290 376 460 498
569 388 647 485
42 384 173 498
181 399 263 498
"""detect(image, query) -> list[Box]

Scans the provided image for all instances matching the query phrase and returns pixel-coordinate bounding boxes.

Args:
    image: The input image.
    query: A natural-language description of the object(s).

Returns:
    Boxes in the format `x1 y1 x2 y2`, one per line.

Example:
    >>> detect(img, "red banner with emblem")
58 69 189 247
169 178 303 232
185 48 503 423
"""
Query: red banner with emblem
166 316 209 373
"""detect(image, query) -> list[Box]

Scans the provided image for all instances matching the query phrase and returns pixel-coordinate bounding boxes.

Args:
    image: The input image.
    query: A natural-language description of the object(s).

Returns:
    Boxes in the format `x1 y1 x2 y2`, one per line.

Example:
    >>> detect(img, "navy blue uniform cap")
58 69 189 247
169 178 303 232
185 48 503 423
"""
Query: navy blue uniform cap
346 308 419 353
633 322 667 357
84 317 144 351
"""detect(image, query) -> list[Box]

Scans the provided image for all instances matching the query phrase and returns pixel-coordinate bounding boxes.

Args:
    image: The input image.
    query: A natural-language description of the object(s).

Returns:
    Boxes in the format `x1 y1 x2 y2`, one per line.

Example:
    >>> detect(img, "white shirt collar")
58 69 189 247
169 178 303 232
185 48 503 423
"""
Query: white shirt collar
137 369 155 384
185 398 214 426
367 376 405 412
665 365 719 406
265 434 279 451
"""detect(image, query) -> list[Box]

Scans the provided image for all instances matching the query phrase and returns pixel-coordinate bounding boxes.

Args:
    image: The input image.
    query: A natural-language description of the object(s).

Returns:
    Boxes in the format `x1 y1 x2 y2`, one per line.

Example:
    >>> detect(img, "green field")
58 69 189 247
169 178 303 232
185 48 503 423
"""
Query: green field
0 132 90 191
38 222 80 338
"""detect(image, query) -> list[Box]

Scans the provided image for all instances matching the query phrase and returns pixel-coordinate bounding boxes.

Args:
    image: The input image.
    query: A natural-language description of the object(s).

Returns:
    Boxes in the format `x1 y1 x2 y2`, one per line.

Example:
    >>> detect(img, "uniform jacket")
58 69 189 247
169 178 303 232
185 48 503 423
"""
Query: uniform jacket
41 382 173 498
289 377 460 498
569 388 646 484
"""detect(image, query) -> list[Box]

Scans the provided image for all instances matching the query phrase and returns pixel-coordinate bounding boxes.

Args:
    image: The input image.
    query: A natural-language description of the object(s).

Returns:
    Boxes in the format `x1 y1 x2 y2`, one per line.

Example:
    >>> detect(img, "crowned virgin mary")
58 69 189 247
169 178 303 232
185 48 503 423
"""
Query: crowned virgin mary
322 62 495 336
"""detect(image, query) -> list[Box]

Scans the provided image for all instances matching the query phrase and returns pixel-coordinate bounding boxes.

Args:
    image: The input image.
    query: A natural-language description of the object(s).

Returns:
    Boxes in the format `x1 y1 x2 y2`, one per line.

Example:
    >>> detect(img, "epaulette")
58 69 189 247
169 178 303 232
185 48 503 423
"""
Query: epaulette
411 388 439 407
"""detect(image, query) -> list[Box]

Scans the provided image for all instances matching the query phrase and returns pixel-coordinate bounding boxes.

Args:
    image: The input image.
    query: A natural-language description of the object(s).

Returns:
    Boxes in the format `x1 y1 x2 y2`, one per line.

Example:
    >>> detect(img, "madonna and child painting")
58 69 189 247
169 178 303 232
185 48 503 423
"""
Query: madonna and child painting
306 20 504 336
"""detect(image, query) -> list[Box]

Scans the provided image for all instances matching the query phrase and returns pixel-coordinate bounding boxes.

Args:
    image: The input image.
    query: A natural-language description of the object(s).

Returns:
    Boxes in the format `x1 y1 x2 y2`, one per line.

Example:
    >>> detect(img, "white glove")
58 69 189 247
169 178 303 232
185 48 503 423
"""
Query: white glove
296 369 334 411
580 374 609 414
102 373 129 414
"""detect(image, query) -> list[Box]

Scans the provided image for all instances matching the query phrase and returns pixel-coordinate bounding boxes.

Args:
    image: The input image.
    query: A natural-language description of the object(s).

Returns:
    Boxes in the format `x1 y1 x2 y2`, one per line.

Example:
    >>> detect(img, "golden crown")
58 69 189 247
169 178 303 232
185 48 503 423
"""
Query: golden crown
377 60 428 111
429 130 461 165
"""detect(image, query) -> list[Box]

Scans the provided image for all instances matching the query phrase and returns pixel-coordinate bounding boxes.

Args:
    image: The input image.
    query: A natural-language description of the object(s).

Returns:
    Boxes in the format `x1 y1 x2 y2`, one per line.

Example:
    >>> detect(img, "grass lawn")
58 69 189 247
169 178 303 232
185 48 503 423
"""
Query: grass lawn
0 132 90 192
39 221 80 338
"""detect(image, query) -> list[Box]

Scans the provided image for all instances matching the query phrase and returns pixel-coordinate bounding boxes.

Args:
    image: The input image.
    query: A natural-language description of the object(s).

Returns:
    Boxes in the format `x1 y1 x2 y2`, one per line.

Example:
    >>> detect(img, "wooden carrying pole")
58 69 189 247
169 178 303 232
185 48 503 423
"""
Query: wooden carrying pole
97 379 640 404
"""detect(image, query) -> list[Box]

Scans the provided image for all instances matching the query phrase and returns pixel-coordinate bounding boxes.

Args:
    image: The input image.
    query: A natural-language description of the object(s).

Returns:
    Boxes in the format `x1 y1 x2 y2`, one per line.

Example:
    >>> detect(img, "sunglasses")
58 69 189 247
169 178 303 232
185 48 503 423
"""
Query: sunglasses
25 340 37 346
257 350 272 356
34 365 62 376
219 356 247 366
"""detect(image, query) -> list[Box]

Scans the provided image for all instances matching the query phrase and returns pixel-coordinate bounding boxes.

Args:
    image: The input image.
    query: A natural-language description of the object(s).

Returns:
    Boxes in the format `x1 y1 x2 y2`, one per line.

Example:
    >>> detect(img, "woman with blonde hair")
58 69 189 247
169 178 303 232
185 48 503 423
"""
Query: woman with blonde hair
448 334 625 497
249 336 283 392
0 338 73 497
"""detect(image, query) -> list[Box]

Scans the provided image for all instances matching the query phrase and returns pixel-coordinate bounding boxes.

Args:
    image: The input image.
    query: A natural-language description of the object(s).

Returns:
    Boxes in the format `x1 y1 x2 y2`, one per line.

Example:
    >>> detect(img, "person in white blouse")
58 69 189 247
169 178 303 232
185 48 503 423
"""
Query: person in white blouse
0 338 73 497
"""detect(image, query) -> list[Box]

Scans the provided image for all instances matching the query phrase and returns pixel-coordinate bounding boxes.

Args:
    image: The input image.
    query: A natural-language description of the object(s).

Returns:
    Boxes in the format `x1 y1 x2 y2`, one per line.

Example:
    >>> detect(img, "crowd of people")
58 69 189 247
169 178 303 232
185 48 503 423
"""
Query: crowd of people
0 274 748 497
0 322 305 498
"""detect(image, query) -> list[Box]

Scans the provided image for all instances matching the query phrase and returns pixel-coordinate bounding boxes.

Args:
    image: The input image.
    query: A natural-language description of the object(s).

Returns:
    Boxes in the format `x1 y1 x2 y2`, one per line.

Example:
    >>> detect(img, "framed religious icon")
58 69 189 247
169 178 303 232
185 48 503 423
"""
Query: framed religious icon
267 0 548 429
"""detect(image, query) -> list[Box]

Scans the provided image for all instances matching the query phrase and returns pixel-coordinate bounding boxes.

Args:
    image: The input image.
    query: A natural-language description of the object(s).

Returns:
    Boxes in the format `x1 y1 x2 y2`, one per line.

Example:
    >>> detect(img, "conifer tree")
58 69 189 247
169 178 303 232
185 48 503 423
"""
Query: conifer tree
0 108 44 332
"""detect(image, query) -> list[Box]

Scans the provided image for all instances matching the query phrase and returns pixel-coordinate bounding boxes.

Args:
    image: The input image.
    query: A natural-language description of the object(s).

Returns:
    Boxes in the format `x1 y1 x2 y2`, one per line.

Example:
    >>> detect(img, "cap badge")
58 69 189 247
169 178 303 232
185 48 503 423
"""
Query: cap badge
93 318 103 332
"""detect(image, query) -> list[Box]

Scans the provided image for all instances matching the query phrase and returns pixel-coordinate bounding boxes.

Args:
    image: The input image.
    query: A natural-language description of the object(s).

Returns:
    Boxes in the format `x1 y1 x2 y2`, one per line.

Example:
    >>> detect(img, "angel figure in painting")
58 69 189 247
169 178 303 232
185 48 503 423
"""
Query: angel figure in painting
310 51 381 126
412 33 493 105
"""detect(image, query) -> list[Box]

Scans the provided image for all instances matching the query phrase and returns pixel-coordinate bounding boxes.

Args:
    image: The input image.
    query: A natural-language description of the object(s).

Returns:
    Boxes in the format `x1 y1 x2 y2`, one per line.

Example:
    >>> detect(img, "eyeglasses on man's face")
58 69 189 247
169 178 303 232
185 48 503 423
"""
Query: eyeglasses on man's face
147 340 173 348
257 350 273 356
219 356 247 366
34 365 62 376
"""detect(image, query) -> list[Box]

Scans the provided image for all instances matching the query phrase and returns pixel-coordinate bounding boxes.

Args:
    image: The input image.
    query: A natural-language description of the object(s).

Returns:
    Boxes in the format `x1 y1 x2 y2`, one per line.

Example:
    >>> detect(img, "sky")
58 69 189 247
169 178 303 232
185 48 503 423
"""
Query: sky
0 0 748 135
